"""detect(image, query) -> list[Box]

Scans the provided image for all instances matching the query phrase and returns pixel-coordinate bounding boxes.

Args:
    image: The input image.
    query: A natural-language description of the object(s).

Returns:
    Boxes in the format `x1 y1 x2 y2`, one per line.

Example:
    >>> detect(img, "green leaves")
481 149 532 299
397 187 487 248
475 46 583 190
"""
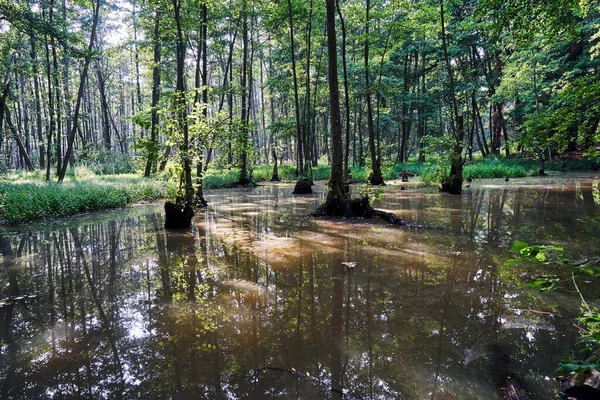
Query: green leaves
555 358 599 376
508 241 600 377
507 241 564 262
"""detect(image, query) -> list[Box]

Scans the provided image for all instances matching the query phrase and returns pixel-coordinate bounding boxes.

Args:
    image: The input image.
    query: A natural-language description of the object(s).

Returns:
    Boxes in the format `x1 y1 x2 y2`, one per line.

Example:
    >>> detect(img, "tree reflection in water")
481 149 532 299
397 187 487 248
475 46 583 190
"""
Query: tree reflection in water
0 176 599 399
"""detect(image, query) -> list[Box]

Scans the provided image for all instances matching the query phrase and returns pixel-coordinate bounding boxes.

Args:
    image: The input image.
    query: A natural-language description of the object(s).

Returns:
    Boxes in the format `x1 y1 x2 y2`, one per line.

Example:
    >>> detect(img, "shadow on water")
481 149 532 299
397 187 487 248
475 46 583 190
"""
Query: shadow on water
1 174 599 399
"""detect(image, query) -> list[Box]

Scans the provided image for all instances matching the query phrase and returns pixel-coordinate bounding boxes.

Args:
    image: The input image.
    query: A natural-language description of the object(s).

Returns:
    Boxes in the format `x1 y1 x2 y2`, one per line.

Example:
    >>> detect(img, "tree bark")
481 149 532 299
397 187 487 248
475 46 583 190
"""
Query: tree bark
145 7 162 177
58 0 101 182
5 107 35 171
364 0 384 185
287 0 303 177
323 0 347 202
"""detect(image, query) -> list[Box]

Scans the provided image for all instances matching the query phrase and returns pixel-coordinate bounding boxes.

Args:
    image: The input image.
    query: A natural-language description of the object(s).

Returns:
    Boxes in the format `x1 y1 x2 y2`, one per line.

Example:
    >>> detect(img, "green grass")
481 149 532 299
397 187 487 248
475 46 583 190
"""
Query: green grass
3 156 597 225
0 172 176 225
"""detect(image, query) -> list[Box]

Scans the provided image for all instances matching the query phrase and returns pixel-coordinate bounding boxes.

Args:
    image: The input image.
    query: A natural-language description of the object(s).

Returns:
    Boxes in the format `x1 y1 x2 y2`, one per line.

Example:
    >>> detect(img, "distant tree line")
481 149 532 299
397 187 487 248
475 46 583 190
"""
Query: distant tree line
0 0 598 191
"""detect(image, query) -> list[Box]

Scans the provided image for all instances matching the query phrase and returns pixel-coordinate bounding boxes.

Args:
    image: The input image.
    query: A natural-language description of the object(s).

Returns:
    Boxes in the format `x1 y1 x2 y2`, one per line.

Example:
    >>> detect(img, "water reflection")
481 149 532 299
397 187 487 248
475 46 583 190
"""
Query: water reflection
1 174 599 399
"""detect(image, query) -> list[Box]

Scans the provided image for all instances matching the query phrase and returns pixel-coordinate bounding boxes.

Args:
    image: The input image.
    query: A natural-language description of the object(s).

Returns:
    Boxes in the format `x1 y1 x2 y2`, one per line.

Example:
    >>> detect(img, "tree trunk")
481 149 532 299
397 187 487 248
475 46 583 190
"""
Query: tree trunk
194 0 209 208
30 37 45 169
439 0 463 194
322 0 347 203
5 107 35 171
336 0 351 182
287 0 303 178
238 0 250 185
95 62 112 153
58 0 101 182
173 0 193 203
145 7 162 177
364 0 383 185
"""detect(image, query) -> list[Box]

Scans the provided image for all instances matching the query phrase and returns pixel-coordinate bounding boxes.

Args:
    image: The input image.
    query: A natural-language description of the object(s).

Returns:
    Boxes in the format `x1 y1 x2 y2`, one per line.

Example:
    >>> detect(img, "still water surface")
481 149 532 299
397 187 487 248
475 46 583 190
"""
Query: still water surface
1 175 600 399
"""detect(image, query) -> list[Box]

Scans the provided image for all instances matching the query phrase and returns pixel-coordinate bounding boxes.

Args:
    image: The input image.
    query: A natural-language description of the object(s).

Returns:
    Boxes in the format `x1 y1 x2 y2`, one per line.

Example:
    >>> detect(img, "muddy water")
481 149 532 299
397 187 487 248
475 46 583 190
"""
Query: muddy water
1 174 599 399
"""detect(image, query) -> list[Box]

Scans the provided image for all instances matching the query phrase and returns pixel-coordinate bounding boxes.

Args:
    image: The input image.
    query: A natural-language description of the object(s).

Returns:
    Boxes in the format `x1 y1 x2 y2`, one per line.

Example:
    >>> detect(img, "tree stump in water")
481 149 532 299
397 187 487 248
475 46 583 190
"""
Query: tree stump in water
313 196 406 225
401 168 409 182
368 172 385 186
164 201 194 229
293 178 313 194
441 178 462 194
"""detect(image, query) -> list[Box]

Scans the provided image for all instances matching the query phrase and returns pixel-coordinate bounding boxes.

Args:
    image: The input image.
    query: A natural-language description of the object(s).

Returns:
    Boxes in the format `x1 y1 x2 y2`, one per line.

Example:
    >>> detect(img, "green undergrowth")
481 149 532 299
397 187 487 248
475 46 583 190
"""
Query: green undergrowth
2 156 597 225
0 172 176 225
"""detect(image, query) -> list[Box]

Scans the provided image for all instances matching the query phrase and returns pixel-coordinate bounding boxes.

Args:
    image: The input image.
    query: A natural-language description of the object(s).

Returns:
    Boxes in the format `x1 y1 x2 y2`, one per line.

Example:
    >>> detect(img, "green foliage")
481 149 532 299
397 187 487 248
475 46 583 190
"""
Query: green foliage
421 164 449 186
76 145 138 175
359 184 384 204
507 241 600 376
0 173 176 224
464 158 528 180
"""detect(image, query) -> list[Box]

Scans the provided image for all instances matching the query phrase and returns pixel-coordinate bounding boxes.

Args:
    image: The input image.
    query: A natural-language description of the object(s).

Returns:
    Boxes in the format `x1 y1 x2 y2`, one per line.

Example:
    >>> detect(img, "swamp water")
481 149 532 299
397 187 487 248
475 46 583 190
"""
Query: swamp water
1 174 600 399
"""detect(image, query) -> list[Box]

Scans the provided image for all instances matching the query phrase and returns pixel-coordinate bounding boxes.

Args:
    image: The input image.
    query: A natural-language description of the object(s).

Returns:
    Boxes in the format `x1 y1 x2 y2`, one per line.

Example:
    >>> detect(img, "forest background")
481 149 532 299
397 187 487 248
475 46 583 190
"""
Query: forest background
0 0 599 223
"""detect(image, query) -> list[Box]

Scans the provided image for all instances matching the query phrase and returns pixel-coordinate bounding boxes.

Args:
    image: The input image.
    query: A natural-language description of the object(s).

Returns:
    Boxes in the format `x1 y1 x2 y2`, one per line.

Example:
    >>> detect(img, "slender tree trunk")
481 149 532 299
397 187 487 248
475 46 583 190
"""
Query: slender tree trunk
364 0 383 185
532 58 545 175
58 0 101 182
44 29 55 180
145 8 162 177
287 0 303 177
95 62 112 152
132 4 143 128
418 53 426 162
439 0 463 194
5 107 35 171
30 38 45 169
324 0 347 202
172 0 193 202
336 0 351 182
238 0 250 185
61 0 73 168
303 0 314 178
194 0 209 207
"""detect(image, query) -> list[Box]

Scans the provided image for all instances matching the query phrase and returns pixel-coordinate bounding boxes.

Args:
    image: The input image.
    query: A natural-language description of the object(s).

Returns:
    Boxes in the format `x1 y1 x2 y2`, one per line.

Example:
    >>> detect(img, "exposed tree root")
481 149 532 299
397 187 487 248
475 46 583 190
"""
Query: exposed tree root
313 196 408 226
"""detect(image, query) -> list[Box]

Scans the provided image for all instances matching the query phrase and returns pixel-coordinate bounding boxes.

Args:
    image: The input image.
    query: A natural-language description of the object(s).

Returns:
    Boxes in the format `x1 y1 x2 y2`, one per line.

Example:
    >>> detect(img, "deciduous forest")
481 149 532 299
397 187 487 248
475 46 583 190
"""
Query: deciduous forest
1 0 600 398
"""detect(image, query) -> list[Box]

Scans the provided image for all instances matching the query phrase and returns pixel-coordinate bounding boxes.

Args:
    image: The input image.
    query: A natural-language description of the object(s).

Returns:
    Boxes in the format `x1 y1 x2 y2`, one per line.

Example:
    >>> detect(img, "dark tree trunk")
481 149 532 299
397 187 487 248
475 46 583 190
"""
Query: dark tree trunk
364 0 384 185
238 1 250 185
336 0 351 182
58 0 100 182
287 0 304 177
95 62 112 153
271 149 280 181
30 38 45 169
145 8 162 177
5 107 35 171
172 0 193 203
194 0 209 208
439 0 463 194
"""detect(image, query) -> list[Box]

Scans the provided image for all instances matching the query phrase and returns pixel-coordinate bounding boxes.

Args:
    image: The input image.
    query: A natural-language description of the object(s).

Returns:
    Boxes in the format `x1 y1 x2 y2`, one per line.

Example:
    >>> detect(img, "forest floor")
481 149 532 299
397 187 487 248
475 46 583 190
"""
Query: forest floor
1 156 598 226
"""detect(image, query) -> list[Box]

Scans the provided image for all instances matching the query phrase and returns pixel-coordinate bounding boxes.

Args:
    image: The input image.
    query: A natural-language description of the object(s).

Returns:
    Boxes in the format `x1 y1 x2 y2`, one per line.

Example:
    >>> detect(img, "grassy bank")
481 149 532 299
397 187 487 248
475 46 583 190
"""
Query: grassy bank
0 171 176 225
2 156 597 225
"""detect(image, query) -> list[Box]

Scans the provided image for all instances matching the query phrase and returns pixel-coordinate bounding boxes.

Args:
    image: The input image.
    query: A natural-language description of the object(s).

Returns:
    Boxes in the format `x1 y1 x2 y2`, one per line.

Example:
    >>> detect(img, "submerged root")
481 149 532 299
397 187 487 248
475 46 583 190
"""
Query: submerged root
313 196 407 226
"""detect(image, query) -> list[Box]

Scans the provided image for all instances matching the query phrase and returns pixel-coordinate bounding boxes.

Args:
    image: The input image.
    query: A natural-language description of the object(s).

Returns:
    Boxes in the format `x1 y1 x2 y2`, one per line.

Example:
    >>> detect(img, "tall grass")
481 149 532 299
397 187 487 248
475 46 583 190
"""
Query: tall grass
3 156 596 225
0 173 176 225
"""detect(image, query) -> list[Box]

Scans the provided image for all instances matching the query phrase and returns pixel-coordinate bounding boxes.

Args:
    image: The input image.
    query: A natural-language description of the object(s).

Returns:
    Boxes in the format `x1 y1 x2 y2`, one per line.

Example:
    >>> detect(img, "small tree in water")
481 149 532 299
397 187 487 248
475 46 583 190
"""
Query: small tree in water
314 0 402 225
